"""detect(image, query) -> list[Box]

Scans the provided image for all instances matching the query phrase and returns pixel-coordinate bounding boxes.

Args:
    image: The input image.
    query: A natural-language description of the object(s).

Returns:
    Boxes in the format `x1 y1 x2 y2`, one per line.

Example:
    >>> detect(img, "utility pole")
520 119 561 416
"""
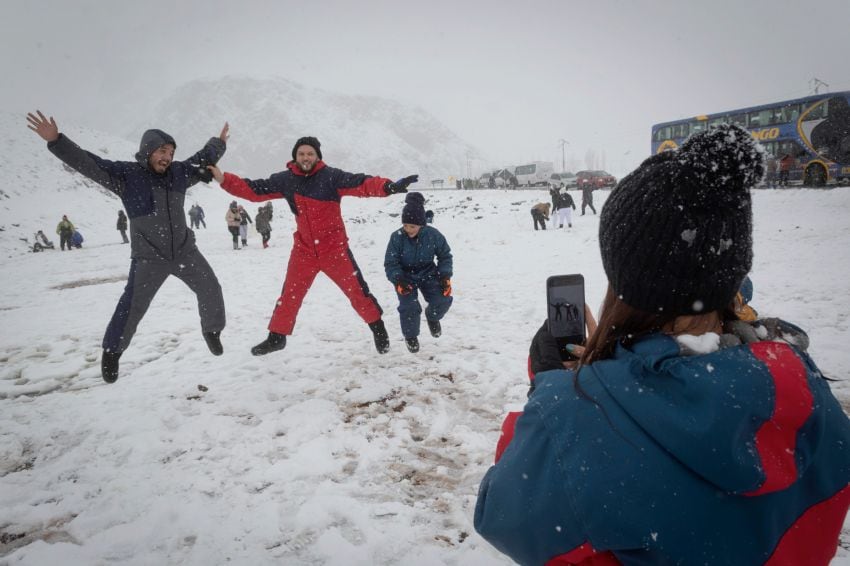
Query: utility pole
557 139 569 172
810 77 829 95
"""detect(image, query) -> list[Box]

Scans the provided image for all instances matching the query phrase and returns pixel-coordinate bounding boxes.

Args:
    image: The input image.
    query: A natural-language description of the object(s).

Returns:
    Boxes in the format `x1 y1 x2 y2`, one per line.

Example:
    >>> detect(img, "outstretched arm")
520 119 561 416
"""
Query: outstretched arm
28 109 125 194
183 122 229 184
208 165 281 203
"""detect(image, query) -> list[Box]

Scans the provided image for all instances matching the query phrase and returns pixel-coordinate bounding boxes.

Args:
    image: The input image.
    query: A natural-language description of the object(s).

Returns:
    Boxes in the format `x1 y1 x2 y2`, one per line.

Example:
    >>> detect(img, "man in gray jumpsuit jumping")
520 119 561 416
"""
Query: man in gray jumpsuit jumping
27 110 229 383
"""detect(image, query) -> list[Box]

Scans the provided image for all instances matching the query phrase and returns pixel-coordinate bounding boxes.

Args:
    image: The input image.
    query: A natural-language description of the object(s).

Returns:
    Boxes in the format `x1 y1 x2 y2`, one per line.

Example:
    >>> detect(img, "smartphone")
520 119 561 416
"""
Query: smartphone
546 274 586 361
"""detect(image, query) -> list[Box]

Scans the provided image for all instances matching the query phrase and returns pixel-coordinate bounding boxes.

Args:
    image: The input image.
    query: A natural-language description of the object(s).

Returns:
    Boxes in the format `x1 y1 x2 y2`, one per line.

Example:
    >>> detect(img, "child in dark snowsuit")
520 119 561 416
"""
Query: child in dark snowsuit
384 192 453 353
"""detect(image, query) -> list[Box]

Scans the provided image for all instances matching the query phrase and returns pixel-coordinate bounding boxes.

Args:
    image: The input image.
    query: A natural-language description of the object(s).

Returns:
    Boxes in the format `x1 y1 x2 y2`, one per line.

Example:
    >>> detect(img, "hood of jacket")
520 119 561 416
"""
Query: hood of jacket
135 129 177 169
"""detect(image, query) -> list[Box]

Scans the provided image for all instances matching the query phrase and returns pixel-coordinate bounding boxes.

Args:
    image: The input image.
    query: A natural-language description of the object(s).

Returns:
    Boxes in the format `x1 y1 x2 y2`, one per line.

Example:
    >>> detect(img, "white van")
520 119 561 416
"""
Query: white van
514 161 554 187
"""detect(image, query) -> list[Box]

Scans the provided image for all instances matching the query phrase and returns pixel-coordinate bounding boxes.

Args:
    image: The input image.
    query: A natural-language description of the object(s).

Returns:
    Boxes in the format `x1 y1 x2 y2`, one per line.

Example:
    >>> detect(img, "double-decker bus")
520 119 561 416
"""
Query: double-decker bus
651 91 850 186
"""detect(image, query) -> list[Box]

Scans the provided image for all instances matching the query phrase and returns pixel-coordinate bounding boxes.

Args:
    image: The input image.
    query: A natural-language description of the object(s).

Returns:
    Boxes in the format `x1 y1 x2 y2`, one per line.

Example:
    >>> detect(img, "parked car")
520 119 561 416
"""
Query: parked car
550 172 577 189
576 170 617 189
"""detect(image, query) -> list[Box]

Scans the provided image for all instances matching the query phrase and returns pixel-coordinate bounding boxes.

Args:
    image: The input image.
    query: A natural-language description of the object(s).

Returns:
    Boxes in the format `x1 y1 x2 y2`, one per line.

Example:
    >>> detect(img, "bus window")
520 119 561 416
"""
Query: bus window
654 126 671 141
781 104 800 123
691 121 707 135
671 123 689 139
709 116 726 128
804 99 827 120
749 109 771 128
769 107 784 124
730 114 747 127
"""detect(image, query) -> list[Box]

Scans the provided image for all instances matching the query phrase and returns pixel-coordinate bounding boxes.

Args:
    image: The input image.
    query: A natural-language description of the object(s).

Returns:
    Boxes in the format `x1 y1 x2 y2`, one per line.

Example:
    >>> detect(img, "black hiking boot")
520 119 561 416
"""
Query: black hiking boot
369 319 390 354
427 319 442 338
251 332 287 356
203 331 223 356
405 336 420 353
101 350 122 384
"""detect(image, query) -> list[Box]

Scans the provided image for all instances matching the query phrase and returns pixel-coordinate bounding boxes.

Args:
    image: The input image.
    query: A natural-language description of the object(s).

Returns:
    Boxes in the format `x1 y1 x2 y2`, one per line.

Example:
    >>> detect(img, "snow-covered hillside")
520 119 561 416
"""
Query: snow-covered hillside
1 185 850 564
134 76 484 182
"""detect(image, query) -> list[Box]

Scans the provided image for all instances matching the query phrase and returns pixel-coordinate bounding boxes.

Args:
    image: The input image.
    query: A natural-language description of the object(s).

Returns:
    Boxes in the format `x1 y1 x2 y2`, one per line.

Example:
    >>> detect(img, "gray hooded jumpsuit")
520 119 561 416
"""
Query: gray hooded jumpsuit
47 129 227 353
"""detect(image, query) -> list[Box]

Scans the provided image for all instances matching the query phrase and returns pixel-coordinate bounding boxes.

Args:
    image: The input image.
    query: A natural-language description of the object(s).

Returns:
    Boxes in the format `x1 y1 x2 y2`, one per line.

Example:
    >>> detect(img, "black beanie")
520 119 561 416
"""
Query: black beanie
292 136 322 160
599 124 764 315
135 129 176 168
402 192 427 226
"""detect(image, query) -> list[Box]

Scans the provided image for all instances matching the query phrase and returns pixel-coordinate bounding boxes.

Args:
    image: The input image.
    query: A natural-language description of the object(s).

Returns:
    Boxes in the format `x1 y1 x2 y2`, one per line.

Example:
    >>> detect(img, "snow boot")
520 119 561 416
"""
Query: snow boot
427 320 442 338
101 350 121 384
405 336 420 353
251 332 287 356
203 331 223 356
369 319 390 354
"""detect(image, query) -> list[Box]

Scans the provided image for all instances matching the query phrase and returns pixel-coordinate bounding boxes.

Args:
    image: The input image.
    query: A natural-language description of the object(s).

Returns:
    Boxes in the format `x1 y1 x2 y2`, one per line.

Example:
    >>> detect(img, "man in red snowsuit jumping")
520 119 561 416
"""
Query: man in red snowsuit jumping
210 136 417 355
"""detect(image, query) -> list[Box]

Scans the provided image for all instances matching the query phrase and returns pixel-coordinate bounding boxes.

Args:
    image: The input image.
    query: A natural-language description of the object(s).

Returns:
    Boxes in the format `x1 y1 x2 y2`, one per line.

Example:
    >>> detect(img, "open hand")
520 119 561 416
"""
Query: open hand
26 110 59 142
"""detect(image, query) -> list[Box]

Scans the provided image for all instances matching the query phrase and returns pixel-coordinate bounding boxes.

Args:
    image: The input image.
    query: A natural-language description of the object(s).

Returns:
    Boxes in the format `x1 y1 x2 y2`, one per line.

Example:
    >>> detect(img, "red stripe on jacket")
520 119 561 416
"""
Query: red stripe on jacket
765 484 850 565
747 342 814 495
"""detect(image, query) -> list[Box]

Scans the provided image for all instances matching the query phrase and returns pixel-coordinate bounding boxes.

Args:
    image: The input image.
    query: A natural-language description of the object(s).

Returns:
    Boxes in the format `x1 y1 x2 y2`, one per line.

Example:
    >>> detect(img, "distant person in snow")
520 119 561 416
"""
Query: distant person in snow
225 200 242 250
384 192 453 353
238 204 252 247
255 202 273 248
55 214 75 251
27 110 229 384
424 209 434 224
475 124 850 565
779 153 795 186
188 204 201 229
208 135 417 356
552 186 576 228
117 209 129 243
196 204 206 228
32 230 55 252
71 229 84 249
580 183 597 215
530 202 550 230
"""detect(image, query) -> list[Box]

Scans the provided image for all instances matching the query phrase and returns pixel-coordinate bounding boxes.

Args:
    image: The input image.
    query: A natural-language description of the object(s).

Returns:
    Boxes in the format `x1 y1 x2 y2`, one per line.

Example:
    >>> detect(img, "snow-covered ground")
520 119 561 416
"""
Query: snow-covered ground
2 186 850 565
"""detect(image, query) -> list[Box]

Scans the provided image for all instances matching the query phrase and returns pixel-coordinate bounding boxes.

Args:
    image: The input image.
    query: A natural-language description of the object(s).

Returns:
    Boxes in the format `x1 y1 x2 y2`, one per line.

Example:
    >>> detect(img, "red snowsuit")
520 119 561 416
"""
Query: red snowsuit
220 161 392 335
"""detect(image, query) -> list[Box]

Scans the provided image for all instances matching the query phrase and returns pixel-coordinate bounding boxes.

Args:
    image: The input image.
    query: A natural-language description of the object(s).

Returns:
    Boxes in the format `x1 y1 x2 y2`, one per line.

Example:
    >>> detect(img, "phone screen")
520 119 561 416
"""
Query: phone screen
546 274 586 361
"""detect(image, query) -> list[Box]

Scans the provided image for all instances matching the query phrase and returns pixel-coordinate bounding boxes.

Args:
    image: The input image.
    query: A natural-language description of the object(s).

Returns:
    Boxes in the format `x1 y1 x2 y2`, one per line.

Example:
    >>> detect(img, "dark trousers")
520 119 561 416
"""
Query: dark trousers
228 226 240 248
779 171 790 186
531 210 547 230
103 248 225 353
119 229 129 243
396 277 453 339
59 232 72 250
581 200 596 215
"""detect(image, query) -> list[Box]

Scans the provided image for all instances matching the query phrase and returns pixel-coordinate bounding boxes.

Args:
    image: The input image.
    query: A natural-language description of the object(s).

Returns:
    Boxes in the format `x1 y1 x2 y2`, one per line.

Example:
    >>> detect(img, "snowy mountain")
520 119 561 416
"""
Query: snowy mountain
133 76 484 183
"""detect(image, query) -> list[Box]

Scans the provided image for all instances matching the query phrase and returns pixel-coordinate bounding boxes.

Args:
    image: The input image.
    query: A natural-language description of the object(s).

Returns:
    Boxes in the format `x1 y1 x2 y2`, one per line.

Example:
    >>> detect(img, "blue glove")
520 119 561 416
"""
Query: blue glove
385 175 419 194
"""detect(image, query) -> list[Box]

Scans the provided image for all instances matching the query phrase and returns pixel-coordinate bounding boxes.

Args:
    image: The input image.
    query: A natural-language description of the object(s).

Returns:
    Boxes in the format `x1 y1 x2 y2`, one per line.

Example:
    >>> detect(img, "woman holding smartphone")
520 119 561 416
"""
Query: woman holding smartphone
475 124 850 565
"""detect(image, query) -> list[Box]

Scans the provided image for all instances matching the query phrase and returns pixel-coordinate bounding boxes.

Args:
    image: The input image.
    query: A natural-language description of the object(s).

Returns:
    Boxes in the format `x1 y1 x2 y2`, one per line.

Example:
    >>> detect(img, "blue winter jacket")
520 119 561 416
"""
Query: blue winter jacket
384 225 453 284
475 333 850 565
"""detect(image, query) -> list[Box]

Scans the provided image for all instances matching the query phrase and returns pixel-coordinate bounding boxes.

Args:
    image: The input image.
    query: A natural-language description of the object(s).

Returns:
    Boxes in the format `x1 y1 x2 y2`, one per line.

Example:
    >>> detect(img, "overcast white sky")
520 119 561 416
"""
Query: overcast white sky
3 0 849 176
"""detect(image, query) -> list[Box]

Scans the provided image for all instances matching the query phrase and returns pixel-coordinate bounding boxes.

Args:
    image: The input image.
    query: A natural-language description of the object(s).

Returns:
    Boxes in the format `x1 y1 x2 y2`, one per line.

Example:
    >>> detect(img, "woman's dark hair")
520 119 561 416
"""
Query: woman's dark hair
579 285 738 365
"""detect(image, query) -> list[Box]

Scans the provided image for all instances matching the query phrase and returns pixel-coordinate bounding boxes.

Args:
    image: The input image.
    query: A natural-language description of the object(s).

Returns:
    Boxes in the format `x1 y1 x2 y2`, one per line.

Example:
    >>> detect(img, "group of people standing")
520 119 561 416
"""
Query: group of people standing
529 183 596 231
27 112 452 384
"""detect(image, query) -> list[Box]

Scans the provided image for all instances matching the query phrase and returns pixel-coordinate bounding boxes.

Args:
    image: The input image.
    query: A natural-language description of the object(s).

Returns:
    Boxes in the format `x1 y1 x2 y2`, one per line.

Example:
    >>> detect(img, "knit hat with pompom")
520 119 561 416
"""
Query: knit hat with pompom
599 123 765 315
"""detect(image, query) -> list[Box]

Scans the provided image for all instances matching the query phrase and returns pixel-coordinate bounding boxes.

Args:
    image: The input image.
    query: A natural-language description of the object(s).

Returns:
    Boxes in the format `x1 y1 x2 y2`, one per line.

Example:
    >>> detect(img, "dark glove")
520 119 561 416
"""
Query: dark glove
190 162 214 183
440 277 452 297
395 277 414 296
529 320 566 375
385 175 419 194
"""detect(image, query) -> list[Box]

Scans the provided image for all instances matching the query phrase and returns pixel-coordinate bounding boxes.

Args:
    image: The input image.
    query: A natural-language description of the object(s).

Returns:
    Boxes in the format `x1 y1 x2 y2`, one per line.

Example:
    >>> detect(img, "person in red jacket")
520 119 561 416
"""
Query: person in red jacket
209 136 417 355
